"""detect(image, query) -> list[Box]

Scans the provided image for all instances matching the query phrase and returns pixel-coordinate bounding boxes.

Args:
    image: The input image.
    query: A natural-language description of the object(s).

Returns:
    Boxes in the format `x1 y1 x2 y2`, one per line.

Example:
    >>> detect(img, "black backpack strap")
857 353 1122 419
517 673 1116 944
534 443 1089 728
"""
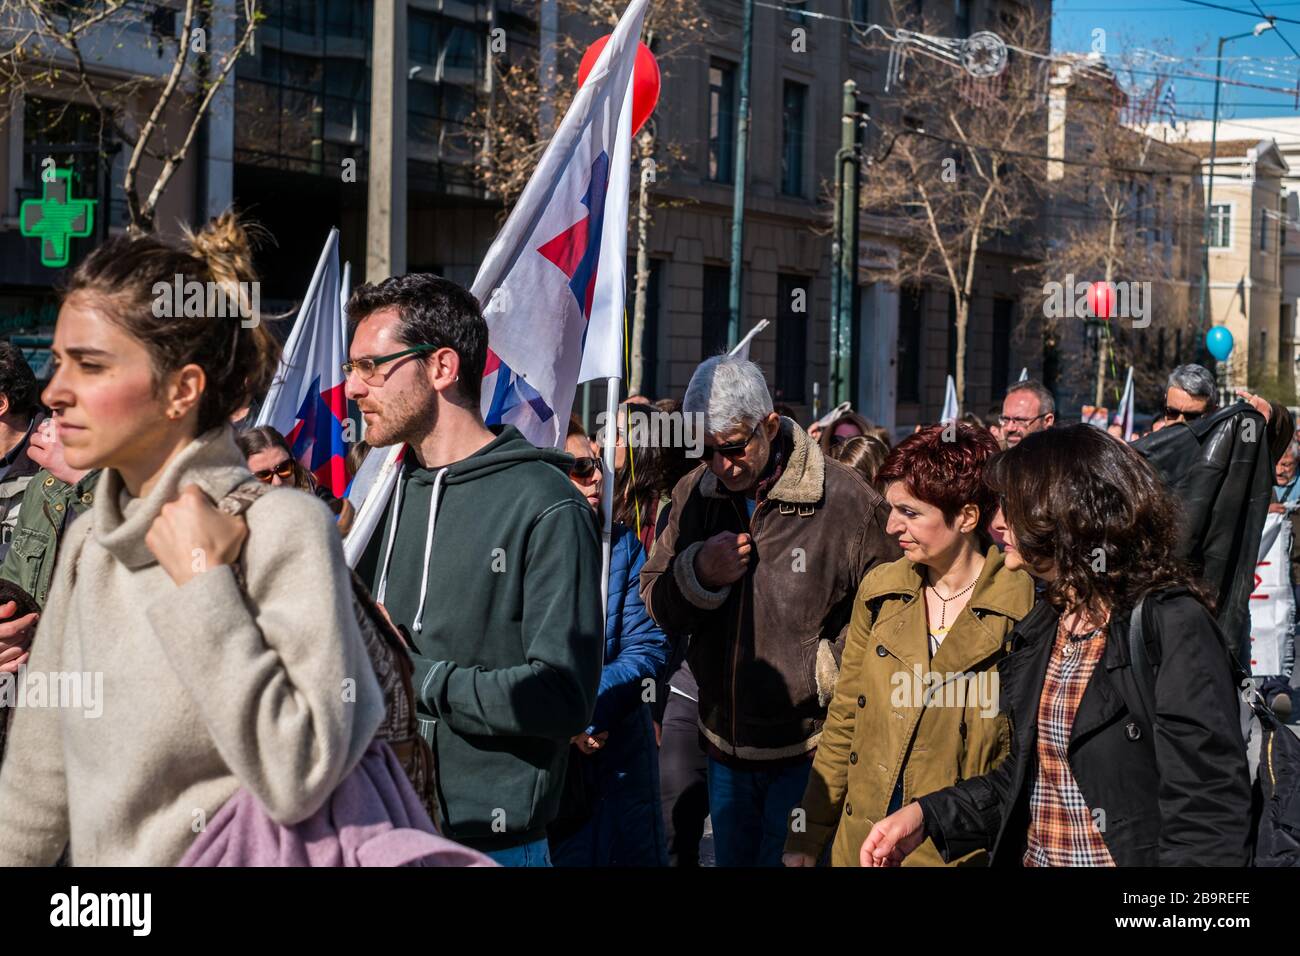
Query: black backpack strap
1126 592 1272 733
1125 596 1157 737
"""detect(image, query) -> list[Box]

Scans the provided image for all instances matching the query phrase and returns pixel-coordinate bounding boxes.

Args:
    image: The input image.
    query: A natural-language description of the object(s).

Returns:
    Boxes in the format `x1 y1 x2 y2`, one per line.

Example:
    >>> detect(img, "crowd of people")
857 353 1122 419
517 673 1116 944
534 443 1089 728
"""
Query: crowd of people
0 212 1292 867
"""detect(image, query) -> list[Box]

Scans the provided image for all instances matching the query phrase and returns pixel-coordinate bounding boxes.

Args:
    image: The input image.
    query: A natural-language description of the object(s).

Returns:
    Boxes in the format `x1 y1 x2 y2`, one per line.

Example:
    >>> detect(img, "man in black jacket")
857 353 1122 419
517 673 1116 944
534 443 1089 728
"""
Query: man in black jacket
1136 365 1293 665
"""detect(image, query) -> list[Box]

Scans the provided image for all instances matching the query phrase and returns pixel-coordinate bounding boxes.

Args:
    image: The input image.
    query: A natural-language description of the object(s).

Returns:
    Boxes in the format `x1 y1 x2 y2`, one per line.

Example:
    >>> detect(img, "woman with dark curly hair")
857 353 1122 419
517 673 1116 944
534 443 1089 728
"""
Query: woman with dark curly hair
861 425 1252 867
614 398 695 553
784 423 1034 867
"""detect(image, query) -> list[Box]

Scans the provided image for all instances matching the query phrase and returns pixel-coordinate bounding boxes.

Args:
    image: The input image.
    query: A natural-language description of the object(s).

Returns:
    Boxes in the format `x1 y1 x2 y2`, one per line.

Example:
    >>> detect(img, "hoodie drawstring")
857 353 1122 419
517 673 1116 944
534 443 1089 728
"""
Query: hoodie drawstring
376 466 448 634
411 468 447 633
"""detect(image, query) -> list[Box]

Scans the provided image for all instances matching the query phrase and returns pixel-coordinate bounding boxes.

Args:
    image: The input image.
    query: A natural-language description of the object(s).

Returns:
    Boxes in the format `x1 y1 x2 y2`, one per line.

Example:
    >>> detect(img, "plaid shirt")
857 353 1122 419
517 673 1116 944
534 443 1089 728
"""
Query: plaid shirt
1023 618 1116 867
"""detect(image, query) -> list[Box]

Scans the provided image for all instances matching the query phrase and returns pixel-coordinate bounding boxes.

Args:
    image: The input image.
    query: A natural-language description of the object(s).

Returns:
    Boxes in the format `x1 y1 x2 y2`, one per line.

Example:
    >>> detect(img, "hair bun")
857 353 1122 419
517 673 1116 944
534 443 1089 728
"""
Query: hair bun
184 211 257 287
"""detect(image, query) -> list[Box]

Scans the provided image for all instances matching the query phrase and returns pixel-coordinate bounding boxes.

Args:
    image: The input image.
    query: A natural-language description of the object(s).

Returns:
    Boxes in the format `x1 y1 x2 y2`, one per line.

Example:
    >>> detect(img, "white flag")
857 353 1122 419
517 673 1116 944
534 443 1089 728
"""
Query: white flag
941 375 959 424
473 0 646 448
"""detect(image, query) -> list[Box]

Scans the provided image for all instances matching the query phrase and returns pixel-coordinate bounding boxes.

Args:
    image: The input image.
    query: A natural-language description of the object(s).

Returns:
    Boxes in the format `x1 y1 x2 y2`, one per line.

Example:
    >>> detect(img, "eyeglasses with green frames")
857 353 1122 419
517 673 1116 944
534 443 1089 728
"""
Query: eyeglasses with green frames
341 344 439 382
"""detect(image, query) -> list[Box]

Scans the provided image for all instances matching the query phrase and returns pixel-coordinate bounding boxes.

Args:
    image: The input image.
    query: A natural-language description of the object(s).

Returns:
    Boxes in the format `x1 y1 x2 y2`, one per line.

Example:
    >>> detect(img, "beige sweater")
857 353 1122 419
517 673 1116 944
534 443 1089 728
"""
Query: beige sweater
0 425 384 865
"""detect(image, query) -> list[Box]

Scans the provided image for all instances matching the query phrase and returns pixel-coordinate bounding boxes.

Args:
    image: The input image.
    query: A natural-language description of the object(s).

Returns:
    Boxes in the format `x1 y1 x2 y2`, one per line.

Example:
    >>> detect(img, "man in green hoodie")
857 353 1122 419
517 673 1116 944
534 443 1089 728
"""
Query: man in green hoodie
346 273 603 866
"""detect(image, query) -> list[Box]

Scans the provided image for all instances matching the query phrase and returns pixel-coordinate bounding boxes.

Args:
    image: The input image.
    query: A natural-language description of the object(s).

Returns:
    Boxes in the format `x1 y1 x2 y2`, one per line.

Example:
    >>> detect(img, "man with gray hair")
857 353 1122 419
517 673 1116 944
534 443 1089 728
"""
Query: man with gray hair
1162 363 1219 424
640 355 899 867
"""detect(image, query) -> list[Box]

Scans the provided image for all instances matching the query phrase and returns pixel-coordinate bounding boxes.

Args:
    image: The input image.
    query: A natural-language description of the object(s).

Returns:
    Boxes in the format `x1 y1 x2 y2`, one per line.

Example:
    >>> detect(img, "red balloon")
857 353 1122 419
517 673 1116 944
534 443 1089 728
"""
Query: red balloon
1087 281 1113 320
577 35 661 135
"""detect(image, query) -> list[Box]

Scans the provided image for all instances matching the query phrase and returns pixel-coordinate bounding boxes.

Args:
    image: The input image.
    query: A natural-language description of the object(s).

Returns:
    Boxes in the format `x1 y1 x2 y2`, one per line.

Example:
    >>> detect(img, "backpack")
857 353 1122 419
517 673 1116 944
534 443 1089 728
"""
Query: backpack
218 481 441 830
1123 596 1300 866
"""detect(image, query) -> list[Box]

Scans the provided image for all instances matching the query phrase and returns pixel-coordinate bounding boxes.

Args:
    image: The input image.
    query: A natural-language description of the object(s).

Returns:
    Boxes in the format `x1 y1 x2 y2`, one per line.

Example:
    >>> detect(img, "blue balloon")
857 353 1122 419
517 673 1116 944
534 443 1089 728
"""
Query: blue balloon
1206 325 1234 362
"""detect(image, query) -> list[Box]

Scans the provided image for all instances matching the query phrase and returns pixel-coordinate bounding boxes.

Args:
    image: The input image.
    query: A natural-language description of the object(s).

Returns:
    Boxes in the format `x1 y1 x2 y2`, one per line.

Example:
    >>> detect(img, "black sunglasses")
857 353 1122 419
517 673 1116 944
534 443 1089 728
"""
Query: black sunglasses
702 430 757 462
1164 406 1206 422
568 456 601 479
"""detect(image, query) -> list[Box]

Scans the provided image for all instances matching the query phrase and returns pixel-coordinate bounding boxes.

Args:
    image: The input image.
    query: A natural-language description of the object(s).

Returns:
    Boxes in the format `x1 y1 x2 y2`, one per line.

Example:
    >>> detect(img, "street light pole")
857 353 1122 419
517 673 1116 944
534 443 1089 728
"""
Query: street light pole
1197 22 1273 341
834 80 859 406
727 0 754 348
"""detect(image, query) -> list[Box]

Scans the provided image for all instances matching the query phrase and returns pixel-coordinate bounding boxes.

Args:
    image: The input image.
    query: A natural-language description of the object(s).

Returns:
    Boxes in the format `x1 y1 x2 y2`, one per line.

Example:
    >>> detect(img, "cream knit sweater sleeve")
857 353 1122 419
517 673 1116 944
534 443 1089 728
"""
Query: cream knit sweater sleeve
144 488 383 825
0 516 91 865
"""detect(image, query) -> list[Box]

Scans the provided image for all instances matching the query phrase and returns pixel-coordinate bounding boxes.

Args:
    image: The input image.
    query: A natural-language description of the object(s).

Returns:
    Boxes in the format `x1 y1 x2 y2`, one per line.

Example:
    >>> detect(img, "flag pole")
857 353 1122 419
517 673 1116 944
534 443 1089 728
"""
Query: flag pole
599 378 619 620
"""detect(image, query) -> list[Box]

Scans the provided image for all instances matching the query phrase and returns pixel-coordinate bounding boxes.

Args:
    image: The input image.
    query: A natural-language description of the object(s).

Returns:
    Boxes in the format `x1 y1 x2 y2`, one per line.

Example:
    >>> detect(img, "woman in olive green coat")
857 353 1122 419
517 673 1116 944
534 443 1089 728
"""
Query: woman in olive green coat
784 423 1033 867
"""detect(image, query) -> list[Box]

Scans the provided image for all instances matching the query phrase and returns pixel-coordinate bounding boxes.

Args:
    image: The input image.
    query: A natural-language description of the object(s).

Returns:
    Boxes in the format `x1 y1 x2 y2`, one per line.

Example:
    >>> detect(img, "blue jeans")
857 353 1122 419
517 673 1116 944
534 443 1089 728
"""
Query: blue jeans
484 837 552 868
707 757 812 867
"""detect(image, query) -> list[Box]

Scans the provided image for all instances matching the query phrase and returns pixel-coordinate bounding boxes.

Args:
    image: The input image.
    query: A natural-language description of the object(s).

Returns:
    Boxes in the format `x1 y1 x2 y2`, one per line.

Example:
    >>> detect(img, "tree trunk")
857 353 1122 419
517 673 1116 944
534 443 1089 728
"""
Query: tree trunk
629 132 653 396
956 295 967 414
1095 212 1120 407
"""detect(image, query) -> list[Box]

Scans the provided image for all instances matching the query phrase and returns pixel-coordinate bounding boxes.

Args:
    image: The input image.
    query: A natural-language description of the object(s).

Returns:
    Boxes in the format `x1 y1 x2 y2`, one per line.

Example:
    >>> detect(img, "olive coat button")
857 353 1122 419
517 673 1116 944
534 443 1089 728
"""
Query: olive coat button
875 645 887 657
857 694 866 708
849 751 858 765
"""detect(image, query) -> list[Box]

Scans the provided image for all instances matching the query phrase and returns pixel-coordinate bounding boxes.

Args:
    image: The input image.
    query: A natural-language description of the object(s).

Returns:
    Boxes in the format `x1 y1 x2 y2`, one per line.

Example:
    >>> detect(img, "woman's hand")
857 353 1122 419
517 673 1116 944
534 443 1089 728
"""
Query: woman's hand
0 600 38 674
860 802 927 867
572 731 609 755
1236 388 1274 423
782 851 817 867
145 484 248 587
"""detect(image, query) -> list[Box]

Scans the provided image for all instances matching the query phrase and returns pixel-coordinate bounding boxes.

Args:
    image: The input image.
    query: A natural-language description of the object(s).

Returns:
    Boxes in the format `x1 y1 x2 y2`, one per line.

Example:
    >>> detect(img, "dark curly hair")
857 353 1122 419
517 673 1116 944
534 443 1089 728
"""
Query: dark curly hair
345 273 487 405
615 398 696 532
877 422 1002 544
63 212 280 434
985 424 1213 617
0 342 39 419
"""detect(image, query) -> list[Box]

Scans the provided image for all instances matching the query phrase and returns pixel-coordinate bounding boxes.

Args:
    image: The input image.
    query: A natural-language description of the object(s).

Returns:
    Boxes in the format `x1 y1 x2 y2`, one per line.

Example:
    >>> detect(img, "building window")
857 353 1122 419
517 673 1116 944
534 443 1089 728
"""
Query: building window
954 0 971 37
1209 204 1231 248
784 1 808 23
708 61 736 184
992 297 1013 396
702 265 731 358
775 274 809 402
852 0 870 24
274 0 318 35
22 95 125 230
898 286 923 403
1261 209 1269 251
781 81 807 197
409 11 439 65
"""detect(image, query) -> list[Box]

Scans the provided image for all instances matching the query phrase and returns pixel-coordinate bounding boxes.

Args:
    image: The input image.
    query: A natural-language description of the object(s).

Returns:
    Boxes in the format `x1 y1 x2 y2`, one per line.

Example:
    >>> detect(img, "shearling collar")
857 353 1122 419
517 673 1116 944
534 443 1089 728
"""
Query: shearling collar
698 417 824 505
94 424 253 570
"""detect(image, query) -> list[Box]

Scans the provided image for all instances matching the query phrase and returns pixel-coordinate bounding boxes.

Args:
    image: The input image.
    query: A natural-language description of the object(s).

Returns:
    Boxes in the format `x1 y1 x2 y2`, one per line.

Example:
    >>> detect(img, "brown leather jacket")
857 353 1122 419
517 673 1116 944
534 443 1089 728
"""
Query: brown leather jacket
639 418 900 763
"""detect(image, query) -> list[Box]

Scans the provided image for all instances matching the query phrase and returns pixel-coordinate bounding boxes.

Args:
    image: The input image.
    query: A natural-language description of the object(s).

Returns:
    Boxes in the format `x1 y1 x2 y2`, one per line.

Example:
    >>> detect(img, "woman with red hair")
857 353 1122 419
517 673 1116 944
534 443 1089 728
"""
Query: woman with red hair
783 423 1034 866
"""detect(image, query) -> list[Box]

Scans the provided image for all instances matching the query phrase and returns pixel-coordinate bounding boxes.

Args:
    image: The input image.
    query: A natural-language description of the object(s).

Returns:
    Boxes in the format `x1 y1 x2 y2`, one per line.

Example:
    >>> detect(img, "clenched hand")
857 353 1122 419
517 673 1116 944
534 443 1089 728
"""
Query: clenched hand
145 485 248 587
693 531 753 589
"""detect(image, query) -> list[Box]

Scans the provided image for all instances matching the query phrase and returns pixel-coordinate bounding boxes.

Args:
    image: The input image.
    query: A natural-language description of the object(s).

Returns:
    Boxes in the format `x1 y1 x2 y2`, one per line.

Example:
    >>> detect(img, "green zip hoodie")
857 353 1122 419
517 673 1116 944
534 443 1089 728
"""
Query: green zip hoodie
356 425 603 852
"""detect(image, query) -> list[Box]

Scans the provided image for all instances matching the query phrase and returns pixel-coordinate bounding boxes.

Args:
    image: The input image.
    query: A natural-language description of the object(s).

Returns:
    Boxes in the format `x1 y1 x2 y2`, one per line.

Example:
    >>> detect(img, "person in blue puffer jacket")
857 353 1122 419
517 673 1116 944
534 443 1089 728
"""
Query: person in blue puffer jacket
549 416 670 866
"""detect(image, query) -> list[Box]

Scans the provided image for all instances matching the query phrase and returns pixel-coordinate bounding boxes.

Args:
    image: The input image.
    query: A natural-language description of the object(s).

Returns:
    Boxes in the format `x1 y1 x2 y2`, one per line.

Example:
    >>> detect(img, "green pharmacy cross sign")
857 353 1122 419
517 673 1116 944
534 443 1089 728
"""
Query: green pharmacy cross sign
20 169 96 268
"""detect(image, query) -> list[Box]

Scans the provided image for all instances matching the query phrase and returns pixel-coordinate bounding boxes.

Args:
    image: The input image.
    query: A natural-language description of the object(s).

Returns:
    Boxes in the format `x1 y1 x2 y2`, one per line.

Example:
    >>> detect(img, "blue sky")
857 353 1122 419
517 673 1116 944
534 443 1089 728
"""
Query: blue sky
1053 0 1300 119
